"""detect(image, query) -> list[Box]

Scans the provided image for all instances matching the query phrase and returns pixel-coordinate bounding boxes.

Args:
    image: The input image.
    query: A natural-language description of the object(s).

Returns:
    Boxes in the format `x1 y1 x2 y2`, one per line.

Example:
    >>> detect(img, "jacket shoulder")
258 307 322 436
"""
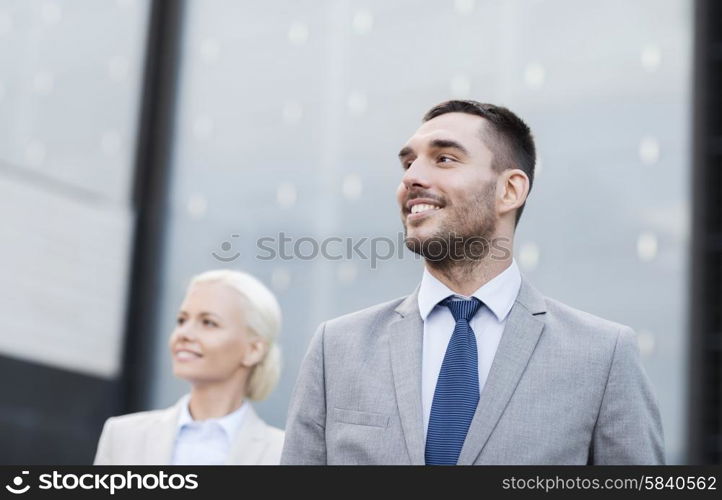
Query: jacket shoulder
103 406 175 432
94 405 177 465
544 296 627 332
540 295 633 355
323 295 407 333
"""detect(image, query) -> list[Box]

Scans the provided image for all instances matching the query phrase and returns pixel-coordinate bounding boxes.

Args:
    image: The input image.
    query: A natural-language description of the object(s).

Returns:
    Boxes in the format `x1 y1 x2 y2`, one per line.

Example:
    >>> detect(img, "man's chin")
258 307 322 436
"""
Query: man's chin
403 231 444 256
404 227 497 263
403 229 435 247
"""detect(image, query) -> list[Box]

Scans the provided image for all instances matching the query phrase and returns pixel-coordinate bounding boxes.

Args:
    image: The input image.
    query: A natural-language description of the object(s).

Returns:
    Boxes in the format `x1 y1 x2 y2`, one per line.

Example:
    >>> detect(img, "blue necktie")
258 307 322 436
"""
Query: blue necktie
425 297 482 465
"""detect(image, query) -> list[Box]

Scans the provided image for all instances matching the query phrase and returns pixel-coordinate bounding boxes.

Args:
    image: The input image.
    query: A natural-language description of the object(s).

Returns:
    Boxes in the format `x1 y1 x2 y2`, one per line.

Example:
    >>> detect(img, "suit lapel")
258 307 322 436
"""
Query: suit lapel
145 397 184 464
389 287 426 465
457 276 547 465
226 405 268 465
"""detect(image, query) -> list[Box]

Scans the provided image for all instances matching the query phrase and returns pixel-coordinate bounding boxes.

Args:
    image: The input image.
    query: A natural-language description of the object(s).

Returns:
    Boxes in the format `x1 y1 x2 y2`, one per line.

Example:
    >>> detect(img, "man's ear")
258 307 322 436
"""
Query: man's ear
498 168 529 217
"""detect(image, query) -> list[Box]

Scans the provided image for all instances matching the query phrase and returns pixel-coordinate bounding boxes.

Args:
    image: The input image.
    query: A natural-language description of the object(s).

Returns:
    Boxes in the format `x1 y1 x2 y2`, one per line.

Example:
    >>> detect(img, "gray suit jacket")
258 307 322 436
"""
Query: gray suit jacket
281 276 664 465
94 397 284 465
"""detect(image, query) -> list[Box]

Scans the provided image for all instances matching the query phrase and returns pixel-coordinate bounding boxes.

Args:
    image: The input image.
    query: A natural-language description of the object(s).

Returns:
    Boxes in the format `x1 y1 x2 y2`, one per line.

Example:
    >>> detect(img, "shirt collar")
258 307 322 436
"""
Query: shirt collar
176 394 248 440
417 258 522 322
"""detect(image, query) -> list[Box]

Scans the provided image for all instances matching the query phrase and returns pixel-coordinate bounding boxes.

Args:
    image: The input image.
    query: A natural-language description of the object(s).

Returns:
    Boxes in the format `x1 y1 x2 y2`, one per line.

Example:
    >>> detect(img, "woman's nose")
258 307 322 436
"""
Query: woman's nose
175 321 198 341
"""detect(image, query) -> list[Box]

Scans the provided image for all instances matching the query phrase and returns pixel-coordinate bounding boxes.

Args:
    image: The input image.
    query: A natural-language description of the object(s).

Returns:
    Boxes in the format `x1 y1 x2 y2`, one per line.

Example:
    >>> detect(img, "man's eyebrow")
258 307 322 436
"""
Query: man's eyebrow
398 146 414 159
429 139 469 155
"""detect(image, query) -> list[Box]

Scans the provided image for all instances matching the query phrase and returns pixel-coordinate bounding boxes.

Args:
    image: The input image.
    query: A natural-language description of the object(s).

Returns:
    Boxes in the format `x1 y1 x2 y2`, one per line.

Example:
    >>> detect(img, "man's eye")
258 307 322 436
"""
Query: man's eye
176 317 185 325
203 318 218 327
438 155 454 163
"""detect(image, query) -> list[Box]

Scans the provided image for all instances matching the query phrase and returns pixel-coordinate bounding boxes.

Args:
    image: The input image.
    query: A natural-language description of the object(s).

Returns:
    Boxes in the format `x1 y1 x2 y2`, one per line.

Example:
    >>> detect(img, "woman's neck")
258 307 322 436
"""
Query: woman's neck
188 376 247 421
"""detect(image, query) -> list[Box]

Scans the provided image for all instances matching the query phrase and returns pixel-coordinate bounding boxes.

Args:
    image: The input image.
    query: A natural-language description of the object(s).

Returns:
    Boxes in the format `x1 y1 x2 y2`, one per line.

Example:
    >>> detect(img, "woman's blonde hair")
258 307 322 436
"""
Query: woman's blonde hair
189 269 282 401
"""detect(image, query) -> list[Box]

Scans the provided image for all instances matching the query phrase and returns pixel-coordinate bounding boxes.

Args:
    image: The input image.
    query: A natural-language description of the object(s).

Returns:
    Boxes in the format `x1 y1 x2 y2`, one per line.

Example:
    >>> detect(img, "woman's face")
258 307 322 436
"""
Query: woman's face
168 281 265 385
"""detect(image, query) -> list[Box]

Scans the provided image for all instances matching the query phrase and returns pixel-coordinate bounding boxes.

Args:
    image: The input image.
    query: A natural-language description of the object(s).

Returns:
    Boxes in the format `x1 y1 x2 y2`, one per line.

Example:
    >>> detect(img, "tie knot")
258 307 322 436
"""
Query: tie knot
442 297 482 322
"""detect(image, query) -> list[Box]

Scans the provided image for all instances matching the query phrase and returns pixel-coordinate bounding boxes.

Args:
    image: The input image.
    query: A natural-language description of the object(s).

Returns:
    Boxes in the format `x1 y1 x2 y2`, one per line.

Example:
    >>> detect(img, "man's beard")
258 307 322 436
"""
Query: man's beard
403 181 497 271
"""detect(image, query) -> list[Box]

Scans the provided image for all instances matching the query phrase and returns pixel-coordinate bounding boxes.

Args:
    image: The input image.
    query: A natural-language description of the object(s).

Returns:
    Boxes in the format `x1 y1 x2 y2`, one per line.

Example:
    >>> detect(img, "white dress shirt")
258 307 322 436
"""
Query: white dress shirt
418 259 521 439
171 395 248 465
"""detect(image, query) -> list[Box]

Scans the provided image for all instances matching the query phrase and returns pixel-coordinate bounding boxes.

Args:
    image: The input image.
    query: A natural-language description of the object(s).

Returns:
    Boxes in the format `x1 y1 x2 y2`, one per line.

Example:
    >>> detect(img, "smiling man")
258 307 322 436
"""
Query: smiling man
281 100 664 465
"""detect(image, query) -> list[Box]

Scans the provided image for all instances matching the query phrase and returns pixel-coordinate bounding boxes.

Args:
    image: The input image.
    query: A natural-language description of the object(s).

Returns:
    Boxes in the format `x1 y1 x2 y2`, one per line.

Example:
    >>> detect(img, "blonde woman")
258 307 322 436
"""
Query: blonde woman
94 270 284 465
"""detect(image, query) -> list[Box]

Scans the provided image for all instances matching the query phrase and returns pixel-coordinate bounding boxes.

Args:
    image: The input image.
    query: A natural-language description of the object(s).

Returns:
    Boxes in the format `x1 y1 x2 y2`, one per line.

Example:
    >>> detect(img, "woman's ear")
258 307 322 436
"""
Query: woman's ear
241 338 267 368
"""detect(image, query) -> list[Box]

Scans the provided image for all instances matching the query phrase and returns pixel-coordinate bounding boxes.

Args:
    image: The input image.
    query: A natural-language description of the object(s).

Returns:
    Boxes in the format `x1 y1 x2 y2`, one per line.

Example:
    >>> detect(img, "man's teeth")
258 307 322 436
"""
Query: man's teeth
411 204 440 215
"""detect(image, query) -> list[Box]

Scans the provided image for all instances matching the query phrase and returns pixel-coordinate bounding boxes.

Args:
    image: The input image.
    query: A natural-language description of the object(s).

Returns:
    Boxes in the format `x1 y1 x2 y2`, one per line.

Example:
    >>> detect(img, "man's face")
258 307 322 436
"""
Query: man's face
396 112 499 260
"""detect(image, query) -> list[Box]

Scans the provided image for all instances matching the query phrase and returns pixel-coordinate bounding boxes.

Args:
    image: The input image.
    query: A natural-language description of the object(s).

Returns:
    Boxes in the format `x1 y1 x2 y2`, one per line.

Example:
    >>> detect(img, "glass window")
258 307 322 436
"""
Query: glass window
151 0 690 463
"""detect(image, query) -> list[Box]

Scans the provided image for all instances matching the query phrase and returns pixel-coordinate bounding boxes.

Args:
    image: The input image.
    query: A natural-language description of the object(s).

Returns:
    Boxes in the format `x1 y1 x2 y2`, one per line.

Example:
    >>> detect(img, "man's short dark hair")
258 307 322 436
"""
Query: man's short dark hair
423 100 536 226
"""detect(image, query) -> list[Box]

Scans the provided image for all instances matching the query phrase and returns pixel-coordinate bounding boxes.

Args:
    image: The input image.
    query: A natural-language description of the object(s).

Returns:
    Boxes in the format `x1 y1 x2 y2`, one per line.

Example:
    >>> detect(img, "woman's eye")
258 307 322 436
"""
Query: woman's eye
203 318 218 327
176 317 185 325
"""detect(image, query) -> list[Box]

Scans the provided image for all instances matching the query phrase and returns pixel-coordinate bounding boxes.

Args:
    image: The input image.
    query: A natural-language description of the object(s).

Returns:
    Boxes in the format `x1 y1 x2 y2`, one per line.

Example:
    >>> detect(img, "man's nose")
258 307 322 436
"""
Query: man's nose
402 158 432 190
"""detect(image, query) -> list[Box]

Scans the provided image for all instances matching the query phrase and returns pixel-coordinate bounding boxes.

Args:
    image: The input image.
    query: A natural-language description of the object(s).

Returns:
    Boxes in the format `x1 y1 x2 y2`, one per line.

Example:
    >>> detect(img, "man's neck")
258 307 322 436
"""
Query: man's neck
425 256 514 297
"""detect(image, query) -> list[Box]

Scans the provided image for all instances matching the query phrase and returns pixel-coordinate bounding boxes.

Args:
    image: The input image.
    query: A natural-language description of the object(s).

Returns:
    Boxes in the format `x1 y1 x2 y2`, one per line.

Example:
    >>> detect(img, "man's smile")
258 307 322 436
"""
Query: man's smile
405 197 444 222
